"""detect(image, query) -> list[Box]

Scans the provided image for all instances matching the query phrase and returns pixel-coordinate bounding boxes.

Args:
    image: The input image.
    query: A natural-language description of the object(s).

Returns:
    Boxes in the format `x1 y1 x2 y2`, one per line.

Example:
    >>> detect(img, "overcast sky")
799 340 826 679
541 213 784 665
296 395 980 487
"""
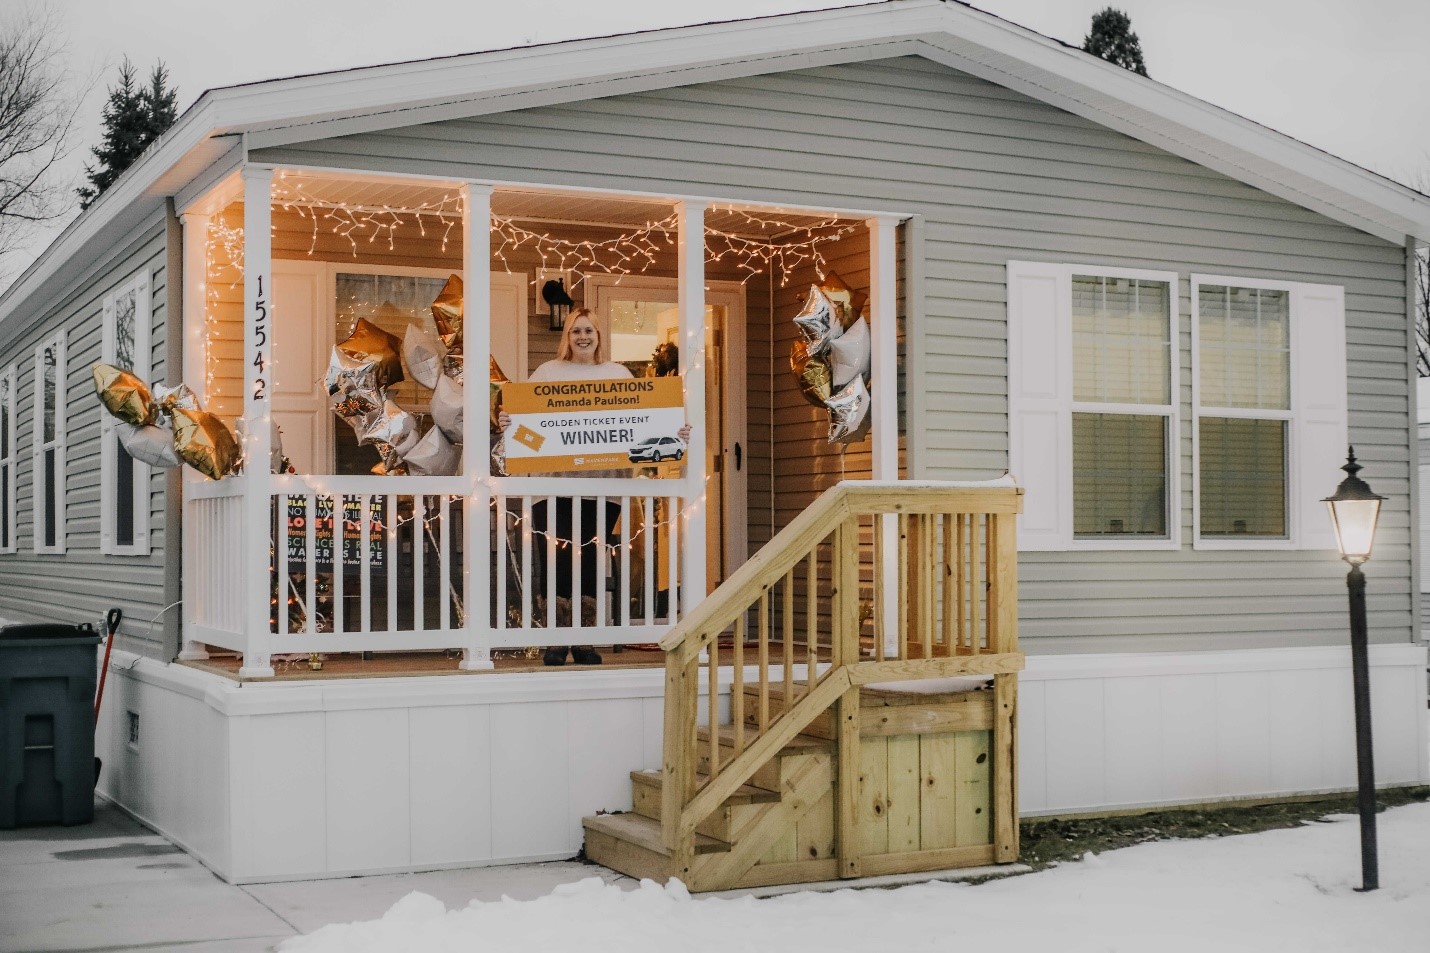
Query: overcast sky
8 0 1428 289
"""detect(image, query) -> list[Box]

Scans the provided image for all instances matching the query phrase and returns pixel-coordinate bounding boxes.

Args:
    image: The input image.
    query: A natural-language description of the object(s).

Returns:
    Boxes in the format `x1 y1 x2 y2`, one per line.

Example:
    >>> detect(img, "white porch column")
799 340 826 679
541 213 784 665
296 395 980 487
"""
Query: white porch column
460 182 495 670
868 216 901 653
239 167 275 678
678 200 708 614
177 211 211 661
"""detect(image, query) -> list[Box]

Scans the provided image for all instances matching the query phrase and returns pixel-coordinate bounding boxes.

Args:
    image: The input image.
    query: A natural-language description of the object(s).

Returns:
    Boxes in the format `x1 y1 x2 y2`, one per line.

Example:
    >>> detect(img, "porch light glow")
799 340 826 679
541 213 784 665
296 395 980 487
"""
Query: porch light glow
1323 447 1384 565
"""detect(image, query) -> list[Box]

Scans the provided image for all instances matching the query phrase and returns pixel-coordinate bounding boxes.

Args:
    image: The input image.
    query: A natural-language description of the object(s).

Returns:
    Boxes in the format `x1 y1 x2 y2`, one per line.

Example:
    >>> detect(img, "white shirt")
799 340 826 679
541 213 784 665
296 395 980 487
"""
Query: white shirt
519 359 634 480
528 360 633 383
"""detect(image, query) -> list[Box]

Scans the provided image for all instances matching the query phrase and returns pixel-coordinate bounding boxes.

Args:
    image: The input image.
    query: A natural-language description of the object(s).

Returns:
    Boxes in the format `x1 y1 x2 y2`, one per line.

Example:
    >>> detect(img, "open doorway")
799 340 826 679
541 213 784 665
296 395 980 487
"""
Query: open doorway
586 275 748 590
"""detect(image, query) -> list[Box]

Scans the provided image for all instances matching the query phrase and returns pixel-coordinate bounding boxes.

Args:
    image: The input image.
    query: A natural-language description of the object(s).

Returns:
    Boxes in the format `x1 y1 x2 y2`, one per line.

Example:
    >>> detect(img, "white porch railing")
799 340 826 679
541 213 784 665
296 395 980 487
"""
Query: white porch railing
185 472 690 658
490 476 685 648
185 478 247 649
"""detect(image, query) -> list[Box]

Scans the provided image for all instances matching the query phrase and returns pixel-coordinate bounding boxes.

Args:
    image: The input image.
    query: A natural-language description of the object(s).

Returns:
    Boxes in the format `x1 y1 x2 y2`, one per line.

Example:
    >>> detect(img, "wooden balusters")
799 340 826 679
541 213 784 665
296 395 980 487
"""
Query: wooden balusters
873 512 885 662
757 591 770 732
707 637 720 777
732 615 745 756
782 569 794 705
805 549 817 695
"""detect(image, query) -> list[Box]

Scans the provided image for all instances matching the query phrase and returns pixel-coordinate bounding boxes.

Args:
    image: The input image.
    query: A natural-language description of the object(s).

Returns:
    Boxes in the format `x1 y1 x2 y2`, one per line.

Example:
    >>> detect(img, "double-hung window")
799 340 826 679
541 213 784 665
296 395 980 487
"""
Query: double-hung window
33 331 66 554
1009 261 1347 552
1192 276 1345 549
102 272 152 554
1009 262 1179 550
0 364 15 553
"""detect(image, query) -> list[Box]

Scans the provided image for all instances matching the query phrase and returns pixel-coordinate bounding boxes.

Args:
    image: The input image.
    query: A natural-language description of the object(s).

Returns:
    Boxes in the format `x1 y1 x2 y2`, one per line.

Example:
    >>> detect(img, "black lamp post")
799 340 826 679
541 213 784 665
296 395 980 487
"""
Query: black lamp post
1322 446 1385 892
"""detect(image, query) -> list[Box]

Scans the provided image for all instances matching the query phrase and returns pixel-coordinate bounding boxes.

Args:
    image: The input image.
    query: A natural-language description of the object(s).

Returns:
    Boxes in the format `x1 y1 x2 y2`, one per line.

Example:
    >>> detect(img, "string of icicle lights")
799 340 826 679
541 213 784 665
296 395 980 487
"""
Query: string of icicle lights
271 176 462 255
237 183 860 283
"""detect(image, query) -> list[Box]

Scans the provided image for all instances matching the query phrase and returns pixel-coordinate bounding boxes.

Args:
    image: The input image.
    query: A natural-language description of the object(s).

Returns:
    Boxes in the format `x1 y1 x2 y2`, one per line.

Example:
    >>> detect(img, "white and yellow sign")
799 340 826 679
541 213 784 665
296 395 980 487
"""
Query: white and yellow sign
502 376 686 474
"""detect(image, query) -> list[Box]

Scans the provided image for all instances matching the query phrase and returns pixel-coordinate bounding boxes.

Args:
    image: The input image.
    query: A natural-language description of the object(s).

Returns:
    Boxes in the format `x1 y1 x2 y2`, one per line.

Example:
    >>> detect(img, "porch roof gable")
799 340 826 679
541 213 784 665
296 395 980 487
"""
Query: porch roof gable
4 0 1428 335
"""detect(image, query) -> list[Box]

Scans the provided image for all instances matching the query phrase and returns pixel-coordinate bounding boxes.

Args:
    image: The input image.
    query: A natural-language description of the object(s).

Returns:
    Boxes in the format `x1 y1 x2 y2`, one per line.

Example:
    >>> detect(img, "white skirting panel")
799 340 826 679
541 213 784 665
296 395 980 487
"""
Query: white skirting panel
97 652 671 884
1018 644 1429 815
96 643 1428 882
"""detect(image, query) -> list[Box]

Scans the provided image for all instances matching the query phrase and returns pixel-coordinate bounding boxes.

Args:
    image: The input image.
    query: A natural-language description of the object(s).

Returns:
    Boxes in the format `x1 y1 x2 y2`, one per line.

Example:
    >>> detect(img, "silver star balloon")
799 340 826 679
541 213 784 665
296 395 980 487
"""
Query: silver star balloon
431 374 464 445
404 426 460 476
826 375 871 444
360 398 419 459
793 284 842 356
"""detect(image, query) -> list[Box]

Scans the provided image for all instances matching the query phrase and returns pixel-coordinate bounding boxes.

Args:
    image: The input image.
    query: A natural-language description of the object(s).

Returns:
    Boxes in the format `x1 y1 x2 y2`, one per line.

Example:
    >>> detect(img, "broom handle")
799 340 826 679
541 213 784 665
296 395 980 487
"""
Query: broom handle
94 608 121 723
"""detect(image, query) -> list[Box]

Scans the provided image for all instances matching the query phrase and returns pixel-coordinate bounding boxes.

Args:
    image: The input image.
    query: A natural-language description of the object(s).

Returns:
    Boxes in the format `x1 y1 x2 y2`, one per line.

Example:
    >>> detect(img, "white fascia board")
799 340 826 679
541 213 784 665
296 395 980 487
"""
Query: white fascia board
232 2 944 144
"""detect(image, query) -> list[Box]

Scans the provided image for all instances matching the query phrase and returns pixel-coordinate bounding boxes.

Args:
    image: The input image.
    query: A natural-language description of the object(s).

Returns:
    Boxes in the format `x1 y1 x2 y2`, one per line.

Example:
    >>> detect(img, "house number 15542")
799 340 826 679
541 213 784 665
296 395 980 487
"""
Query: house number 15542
252 274 268 400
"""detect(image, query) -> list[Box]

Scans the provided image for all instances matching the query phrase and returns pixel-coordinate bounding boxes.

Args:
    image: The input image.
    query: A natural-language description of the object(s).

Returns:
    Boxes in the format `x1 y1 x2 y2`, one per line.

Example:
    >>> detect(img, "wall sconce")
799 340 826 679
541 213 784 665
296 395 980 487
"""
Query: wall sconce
542 278 574 332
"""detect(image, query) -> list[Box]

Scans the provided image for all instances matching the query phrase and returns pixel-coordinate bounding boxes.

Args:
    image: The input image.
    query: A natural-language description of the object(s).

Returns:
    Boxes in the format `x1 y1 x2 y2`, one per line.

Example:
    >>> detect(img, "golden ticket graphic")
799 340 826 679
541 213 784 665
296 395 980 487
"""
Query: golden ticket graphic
502 376 687 474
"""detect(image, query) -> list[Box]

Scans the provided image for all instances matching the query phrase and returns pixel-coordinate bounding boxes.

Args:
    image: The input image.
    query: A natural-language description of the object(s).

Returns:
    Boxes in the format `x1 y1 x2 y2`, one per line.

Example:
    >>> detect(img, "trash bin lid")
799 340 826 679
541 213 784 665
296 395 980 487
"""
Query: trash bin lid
0 623 101 645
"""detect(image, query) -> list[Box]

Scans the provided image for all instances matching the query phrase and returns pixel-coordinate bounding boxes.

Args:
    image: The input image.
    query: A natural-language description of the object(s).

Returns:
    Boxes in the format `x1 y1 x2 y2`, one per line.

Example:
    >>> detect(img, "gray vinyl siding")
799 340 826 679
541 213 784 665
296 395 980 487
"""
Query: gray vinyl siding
253 55 1415 653
0 221 172 658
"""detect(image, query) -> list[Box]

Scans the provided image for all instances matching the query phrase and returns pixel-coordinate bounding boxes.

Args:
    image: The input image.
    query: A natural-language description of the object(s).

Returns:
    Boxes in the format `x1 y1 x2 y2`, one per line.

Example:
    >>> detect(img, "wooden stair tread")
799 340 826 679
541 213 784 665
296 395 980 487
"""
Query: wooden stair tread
582 811 730 855
696 724 832 751
629 770 781 804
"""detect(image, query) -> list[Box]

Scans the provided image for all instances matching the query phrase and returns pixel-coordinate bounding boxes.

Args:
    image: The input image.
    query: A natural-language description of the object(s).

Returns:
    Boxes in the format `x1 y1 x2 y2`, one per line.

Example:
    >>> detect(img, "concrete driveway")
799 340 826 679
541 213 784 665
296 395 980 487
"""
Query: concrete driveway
0 799 624 952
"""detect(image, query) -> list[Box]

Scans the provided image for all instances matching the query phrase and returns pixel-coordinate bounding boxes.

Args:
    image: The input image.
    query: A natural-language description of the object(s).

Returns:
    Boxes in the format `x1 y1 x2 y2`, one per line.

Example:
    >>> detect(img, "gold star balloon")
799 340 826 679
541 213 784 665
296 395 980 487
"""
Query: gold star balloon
92 364 156 427
789 340 833 408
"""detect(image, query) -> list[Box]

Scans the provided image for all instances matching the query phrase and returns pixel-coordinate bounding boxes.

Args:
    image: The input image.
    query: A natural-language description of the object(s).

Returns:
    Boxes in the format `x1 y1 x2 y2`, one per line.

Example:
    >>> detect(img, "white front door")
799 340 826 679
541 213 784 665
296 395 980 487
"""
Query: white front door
271 261 330 474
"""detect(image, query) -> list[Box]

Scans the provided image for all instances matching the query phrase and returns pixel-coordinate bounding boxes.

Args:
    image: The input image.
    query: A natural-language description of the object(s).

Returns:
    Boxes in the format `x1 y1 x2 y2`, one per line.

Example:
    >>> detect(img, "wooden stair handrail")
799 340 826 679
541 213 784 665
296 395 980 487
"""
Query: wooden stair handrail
658 479 1024 872
659 481 1022 663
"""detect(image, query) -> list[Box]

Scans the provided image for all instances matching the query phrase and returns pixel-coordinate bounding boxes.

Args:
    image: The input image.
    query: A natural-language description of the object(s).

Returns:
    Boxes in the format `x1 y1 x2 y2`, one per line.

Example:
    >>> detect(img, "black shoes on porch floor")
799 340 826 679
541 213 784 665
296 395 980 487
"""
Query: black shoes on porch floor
544 646 603 666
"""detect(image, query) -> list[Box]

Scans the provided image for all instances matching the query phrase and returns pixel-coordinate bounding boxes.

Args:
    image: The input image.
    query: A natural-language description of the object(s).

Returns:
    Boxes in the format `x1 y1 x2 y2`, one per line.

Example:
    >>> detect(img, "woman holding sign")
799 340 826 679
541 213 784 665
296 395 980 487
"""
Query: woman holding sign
499 309 690 666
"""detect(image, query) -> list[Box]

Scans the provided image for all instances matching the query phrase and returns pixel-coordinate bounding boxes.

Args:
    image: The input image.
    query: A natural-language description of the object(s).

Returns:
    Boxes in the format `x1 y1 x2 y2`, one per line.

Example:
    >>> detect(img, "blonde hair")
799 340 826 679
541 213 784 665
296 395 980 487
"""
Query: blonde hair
556 308 606 364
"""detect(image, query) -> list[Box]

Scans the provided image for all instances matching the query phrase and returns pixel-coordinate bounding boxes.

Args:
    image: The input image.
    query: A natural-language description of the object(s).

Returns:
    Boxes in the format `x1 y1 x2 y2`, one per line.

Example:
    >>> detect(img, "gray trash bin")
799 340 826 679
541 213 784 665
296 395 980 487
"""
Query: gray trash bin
0 622 102 828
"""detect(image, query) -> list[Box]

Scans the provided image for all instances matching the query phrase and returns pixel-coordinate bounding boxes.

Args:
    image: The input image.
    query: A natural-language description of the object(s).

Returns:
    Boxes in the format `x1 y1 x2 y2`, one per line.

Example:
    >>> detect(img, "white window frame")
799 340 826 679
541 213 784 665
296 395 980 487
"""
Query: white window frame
0 363 16 554
1008 261 1181 552
33 330 66 555
1190 275 1346 551
101 271 153 555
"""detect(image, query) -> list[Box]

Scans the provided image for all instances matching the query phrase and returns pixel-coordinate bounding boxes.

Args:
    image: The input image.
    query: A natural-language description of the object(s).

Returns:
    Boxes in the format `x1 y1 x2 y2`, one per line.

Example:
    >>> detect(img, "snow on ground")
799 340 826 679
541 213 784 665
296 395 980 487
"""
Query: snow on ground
281 802 1430 953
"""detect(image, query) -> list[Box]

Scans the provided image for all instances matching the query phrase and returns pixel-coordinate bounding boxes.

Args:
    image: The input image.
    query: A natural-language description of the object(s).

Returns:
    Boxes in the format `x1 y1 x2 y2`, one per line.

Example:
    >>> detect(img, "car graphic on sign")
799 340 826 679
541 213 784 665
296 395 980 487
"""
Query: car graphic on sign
628 436 685 464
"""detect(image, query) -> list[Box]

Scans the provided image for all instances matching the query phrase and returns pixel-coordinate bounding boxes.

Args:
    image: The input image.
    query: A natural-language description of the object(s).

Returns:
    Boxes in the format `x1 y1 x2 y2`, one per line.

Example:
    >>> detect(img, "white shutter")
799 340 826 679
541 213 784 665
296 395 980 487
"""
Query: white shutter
1291 283 1347 550
100 299 115 552
1007 261 1071 551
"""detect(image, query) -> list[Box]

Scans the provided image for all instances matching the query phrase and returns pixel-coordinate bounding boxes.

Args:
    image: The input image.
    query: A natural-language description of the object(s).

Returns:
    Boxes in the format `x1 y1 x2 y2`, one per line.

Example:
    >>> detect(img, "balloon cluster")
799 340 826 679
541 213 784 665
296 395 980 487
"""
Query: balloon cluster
91 364 281 479
789 284 872 443
326 274 506 476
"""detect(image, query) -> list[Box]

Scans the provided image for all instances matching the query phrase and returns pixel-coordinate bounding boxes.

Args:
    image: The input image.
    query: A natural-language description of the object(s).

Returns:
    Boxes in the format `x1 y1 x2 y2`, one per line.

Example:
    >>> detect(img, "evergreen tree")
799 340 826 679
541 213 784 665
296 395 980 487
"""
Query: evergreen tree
1082 8 1149 77
78 59 178 209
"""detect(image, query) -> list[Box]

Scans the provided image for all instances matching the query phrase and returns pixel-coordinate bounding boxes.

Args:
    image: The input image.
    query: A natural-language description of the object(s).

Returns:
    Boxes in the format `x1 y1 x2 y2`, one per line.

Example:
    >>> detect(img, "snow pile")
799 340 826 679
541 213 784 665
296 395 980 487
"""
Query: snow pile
281 802 1430 953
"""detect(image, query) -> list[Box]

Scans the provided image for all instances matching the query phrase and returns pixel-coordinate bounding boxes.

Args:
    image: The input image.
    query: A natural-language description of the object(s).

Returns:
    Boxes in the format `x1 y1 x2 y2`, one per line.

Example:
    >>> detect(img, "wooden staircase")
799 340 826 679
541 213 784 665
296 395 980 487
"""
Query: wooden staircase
582 481 1024 891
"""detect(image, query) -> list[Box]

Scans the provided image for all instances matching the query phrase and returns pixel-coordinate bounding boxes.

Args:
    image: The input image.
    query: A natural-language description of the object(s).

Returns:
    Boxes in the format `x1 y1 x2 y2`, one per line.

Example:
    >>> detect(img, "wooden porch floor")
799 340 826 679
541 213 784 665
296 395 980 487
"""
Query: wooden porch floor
179 643 825 682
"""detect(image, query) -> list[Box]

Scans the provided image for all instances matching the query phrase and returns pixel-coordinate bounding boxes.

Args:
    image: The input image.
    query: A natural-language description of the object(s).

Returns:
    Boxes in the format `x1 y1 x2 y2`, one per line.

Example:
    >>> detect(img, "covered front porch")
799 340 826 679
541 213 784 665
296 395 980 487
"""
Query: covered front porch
177 166 908 677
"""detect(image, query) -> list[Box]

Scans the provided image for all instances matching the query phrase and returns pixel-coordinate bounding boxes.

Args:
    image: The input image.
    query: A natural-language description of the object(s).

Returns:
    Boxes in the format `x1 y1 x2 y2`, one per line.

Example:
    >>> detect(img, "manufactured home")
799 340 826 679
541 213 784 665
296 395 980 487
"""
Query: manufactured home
0 0 1426 887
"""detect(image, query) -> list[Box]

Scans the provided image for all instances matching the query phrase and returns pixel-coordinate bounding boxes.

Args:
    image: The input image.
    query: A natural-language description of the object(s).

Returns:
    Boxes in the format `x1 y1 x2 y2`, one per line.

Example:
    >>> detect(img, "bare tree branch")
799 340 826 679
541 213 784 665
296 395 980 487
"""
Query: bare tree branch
0 4 81 275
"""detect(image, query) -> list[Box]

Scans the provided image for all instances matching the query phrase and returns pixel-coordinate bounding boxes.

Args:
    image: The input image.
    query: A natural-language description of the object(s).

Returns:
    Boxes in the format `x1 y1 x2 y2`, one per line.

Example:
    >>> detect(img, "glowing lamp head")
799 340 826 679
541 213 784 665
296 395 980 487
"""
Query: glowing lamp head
1323 447 1384 565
